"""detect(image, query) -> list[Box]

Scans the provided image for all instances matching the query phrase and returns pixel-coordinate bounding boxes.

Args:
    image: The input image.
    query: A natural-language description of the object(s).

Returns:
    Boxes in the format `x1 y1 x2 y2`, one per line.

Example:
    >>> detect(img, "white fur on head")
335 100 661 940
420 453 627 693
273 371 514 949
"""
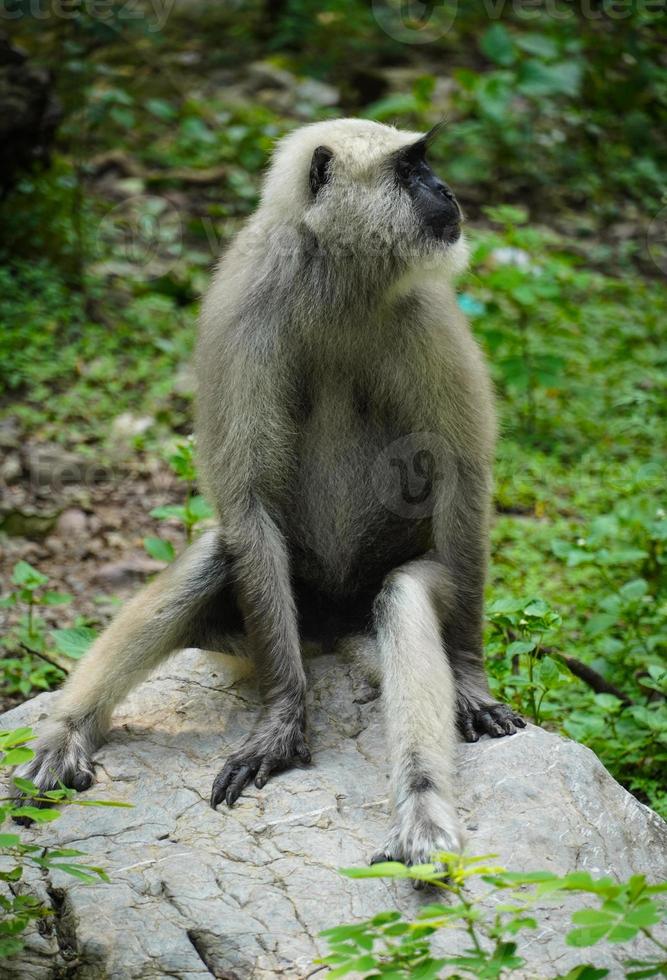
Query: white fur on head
255 118 468 278
261 119 422 215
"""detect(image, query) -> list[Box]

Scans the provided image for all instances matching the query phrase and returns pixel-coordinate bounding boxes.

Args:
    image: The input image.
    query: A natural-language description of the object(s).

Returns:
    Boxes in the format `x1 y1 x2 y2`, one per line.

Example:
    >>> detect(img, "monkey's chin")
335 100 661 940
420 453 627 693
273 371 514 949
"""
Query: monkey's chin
440 222 462 246
426 230 469 278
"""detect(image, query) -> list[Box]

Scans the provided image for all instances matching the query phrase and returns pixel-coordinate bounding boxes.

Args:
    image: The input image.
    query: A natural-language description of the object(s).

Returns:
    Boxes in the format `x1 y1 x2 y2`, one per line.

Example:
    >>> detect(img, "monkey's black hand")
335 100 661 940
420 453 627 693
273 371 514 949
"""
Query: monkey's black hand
210 717 311 808
457 699 526 742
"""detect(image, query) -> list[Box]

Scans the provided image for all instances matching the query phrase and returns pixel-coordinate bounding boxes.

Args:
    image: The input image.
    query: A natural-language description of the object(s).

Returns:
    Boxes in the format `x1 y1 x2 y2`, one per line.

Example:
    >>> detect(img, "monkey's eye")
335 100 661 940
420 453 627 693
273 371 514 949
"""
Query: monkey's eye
396 158 414 182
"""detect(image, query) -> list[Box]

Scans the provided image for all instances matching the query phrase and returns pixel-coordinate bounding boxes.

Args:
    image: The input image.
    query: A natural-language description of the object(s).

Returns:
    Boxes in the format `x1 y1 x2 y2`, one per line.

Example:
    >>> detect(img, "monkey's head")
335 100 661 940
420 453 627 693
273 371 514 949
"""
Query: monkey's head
258 118 468 279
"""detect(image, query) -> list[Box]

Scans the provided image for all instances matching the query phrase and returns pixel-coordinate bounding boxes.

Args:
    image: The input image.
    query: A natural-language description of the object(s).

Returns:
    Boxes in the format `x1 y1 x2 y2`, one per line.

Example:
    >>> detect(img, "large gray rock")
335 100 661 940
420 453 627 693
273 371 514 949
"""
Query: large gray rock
1 649 666 979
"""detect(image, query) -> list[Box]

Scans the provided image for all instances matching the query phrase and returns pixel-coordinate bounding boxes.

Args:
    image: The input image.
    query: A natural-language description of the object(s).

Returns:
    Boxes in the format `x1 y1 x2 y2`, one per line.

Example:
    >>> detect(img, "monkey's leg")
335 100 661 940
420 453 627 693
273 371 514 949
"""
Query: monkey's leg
210 500 309 809
439 467 525 742
16 530 232 794
371 558 464 869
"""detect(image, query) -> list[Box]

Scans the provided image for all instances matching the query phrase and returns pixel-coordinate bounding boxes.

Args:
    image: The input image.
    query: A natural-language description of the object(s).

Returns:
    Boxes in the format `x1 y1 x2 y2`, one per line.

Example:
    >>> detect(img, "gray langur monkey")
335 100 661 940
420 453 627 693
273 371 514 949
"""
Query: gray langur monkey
17 118 525 864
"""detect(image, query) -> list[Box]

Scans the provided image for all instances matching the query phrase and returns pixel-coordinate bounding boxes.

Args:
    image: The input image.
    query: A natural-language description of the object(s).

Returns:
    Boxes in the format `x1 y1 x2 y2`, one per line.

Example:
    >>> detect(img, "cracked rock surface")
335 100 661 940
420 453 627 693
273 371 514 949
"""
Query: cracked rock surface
1 649 666 979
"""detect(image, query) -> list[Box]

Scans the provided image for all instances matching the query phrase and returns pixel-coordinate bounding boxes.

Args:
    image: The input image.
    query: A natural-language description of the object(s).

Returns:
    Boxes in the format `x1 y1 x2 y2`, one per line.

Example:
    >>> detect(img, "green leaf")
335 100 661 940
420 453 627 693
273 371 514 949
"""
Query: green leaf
340 862 412 879
10 806 61 822
599 549 648 566
507 640 536 657
187 495 214 521
12 776 38 794
42 591 72 606
146 98 177 121
567 925 610 947
571 910 612 926
488 597 525 615
52 627 97 660
619 579 649 601
50 863 109 883
0 834 21 848
556 967 609 980
0 728 34 749
623 903 662 928
584 613 618 637
514 33 559 59
1 747 34 766
0 867 23 882
143 536 175 562
538 656 560 687
518 59 582 98
480 24 516 66
12 561 48 589
74 799 133 808
150 504 188 521
523 599 550 616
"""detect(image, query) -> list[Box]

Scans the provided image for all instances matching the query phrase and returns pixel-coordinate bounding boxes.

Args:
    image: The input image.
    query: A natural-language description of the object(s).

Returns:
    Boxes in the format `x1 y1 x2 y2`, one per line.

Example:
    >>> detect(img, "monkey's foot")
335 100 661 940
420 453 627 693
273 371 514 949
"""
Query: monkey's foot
12 723 96 823
370 794 463 889
457 698 526 742
210 719 311 808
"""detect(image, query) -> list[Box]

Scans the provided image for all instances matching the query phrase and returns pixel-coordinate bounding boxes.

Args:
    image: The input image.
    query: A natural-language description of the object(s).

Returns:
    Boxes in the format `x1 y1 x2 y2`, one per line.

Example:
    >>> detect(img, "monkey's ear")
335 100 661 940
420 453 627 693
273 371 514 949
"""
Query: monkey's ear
309 146 333 196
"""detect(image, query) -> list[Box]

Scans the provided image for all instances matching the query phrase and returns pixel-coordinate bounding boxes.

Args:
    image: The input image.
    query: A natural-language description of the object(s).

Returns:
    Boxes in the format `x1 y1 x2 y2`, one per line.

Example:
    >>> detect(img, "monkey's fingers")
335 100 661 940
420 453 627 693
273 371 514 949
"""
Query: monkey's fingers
254 740 311 789
476 709 508 737
370 850 392 866
211 762 254 809
458 712 479 743
254 758 275 789
489 704 526 735
477 704 526 738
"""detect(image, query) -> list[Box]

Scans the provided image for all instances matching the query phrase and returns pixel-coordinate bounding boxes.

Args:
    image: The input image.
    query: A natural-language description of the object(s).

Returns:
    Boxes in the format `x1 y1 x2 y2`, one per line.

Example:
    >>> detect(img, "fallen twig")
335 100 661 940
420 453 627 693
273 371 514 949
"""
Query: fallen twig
20 643 71 676
558 652 632 706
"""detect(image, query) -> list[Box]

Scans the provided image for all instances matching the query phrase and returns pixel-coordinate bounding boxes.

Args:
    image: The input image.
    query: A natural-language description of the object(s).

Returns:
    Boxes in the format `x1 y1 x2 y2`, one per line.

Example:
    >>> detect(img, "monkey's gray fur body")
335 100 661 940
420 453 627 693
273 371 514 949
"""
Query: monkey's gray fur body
18 119 524 864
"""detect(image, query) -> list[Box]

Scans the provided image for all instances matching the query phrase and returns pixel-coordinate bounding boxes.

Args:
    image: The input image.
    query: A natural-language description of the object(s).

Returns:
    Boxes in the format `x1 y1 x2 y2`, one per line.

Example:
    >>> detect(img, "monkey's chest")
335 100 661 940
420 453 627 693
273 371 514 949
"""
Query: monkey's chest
285 377 440 594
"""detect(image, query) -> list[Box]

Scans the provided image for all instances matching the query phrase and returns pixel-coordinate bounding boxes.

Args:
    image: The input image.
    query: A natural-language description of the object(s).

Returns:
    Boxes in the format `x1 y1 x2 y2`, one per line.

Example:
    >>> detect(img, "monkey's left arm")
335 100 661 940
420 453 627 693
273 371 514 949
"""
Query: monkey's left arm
435 458 526 742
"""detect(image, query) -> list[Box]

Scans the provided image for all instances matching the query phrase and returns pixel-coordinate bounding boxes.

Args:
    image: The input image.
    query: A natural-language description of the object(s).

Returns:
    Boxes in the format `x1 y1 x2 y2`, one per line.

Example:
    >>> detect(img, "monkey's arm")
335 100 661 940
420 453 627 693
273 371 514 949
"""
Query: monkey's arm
435 459 525 741
210 496 310 807
197 319 309 807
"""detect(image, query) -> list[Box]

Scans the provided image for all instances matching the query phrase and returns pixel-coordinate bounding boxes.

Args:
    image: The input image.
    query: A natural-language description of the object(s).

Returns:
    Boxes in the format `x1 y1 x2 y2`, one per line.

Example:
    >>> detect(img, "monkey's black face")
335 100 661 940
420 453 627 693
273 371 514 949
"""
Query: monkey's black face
395 141 461 244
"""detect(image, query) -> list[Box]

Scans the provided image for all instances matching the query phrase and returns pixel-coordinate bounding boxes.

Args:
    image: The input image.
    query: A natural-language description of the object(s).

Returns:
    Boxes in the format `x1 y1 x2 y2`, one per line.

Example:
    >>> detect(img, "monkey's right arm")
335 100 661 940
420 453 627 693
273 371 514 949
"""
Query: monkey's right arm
210 495 310 807
197 313 309 808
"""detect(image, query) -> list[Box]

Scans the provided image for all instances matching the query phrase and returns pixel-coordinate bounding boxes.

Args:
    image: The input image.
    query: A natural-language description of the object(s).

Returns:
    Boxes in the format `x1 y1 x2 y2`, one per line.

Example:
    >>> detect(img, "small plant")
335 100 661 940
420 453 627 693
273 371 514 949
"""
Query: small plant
486 596 564 724
0 728 131 959
147 437 214 550
0 562 97 698
318 853 667 979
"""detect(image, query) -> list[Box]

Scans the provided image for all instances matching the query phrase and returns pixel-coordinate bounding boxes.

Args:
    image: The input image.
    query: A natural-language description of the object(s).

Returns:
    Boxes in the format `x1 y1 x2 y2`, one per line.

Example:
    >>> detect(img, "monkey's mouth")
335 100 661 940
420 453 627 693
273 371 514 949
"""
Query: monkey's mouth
425 219 461 246
420 201 462 245
441 222 461 245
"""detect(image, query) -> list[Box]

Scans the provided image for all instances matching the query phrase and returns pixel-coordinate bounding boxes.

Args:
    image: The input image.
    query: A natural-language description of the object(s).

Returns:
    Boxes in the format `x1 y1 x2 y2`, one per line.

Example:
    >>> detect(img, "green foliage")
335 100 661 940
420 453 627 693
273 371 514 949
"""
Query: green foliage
0 261 195 447
460 212 667 818
318 854 667 978
486 596 564 725
148 438 214 546
0 562 97 697
0 728 130 959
